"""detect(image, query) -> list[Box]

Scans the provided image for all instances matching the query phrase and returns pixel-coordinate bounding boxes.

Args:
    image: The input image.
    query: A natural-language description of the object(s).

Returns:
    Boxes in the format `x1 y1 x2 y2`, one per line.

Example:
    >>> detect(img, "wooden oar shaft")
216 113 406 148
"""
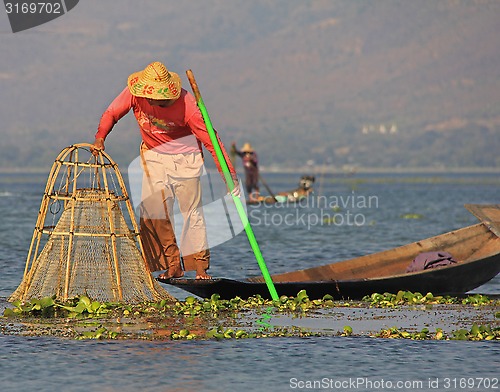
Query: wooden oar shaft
258 174 277 200
186 69 278 301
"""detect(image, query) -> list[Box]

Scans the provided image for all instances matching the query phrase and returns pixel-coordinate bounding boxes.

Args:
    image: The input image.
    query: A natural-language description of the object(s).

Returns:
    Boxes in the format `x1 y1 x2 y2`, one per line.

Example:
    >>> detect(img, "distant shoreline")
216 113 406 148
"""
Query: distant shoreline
261 166 500 175
0 166 499 175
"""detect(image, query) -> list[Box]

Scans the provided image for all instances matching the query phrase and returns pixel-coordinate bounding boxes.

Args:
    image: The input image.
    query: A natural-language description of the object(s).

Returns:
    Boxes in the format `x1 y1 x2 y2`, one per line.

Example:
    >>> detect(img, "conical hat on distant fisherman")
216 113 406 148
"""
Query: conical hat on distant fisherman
127 61 182 100
241 143 255 153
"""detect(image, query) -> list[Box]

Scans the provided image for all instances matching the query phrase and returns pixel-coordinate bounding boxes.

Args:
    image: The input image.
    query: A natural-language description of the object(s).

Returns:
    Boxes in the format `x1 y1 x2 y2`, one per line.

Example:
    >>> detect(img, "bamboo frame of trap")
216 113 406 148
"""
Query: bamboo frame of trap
10 143 173 303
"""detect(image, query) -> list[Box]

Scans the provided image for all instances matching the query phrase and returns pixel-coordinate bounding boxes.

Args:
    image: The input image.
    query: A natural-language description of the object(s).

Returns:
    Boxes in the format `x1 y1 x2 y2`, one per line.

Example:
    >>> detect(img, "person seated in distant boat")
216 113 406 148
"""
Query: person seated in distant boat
231 142 260 201
274 175 315 202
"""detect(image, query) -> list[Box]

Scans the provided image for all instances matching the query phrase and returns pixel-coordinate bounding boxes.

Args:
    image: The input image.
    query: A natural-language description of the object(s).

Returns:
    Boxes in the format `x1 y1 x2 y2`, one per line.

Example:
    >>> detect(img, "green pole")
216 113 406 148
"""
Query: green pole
186 69 279 301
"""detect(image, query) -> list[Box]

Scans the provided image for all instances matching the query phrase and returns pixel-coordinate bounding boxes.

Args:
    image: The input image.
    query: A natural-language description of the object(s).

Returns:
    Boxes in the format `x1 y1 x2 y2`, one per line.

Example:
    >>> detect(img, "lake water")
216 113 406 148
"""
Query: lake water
0 170 499 392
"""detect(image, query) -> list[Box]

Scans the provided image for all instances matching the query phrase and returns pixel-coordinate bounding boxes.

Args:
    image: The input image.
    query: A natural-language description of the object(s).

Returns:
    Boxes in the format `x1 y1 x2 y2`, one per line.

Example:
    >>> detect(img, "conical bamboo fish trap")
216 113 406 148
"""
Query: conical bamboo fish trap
10 143 174 303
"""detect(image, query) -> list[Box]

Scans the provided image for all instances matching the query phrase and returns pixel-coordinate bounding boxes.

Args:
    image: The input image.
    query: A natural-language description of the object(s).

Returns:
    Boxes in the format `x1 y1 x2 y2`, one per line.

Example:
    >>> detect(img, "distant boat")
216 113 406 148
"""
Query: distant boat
160 204 500 299
247 175 315 204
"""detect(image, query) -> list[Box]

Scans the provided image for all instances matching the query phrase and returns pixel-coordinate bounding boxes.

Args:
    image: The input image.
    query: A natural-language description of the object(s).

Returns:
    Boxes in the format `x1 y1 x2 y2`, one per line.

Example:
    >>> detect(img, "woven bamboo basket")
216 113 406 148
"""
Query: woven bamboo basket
10 143 174 303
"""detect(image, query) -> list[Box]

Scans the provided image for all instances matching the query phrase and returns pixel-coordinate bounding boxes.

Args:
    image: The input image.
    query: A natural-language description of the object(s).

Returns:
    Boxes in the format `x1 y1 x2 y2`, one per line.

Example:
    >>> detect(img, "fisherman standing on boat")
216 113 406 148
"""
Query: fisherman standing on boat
231 142 260 201
91 61 238 280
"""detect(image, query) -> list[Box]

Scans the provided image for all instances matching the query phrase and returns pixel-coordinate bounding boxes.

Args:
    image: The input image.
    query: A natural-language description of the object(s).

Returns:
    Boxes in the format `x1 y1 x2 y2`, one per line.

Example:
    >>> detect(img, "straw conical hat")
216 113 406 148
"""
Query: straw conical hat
128 61 181 100
241 143 254 153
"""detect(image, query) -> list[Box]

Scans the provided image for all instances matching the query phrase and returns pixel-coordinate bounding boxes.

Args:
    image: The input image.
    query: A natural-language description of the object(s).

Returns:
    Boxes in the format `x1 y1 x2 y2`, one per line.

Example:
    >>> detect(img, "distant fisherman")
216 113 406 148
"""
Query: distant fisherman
232 142 260 201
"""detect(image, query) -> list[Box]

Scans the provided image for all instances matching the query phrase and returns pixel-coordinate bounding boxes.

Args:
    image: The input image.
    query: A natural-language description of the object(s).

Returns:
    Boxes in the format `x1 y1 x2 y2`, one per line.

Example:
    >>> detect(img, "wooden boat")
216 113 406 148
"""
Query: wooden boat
159 204 500 300
246 175 315 205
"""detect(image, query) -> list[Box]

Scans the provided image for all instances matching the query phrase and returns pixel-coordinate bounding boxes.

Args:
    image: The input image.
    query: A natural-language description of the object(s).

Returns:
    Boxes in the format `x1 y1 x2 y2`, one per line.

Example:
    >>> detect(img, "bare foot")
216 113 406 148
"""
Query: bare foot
158 269 184 279
195 271 212 280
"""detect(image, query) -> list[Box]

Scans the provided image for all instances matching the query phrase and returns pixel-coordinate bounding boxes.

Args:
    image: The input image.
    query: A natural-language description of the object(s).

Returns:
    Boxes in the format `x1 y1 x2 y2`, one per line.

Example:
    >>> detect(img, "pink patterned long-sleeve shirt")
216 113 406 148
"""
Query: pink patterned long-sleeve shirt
96 87 236 176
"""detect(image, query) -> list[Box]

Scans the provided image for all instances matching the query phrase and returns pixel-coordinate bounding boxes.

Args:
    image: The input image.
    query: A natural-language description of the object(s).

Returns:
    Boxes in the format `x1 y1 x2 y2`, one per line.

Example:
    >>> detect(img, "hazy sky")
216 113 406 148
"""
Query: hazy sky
1 1 498 169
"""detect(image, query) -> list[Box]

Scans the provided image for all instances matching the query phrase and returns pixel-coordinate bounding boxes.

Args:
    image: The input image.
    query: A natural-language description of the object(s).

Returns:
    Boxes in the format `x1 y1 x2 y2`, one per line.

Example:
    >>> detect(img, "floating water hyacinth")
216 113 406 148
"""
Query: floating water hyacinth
401 213 424 219
3 291 500 341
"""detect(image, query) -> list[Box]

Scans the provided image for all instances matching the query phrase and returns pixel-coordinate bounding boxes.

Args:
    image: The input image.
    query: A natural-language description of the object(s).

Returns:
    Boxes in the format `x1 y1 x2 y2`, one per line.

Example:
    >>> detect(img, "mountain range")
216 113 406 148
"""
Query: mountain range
0 0 499 171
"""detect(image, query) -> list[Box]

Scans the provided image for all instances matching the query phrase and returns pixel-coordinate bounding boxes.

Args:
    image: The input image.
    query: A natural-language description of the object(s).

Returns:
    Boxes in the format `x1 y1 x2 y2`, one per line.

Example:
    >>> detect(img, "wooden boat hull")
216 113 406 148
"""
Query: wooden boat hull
159 251 500 299
160 204 500 299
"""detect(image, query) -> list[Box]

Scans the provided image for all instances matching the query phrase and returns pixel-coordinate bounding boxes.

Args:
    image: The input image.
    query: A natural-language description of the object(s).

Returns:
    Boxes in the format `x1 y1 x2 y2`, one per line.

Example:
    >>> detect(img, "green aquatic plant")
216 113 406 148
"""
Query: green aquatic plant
171 329 197 340
323 213 341 225
4 295 118 319
165 291 340 317
363 291 437 307
374 325 499 341
434 328 445 340
375 327 431 340
460 294 493 306
362 291 494 308
205 326 252 340
0 291 311 321
400 213 424 219
4 291 496 320
342 326 353 336
4 297 57 317
3 291 498 342
76 326 119 340
451 324 500 341
205 326 320 340
57 295 112 318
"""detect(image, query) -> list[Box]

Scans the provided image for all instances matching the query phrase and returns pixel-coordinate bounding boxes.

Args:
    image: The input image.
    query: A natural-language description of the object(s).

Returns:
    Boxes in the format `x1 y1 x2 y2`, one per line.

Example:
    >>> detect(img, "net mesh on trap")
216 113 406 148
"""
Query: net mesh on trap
10 143 174 303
